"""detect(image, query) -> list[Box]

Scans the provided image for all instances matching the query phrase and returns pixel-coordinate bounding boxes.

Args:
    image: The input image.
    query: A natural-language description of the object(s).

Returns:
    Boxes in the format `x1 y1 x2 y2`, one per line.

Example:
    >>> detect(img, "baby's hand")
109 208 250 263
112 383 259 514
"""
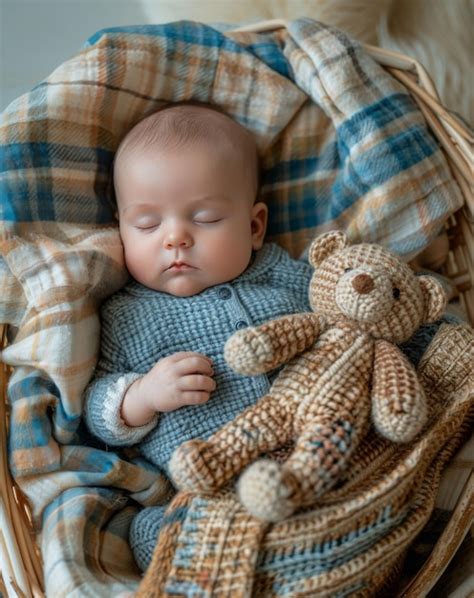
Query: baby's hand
144 352 215 412
121 352 215 426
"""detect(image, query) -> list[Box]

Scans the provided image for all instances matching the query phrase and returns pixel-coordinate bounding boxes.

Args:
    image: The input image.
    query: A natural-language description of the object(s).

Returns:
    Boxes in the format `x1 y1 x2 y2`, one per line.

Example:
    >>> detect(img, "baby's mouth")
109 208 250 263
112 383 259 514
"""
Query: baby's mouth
166 261 195 272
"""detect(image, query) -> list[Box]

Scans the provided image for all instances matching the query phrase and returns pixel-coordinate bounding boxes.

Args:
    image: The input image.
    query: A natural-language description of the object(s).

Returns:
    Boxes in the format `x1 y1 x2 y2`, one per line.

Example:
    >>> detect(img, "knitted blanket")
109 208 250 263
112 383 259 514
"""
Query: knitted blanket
0 18 467 597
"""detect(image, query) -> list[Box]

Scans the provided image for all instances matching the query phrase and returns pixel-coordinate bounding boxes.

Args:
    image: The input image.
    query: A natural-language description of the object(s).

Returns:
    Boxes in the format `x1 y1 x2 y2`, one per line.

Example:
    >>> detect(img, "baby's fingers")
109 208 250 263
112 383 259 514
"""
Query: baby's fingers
168 351 212 364
181 391 212 406
175 355 214 376
179 374 216 393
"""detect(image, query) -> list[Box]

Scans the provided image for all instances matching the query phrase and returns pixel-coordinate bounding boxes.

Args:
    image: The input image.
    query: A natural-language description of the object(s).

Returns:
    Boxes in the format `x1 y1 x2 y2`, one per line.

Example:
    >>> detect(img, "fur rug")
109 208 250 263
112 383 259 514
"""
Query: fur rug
141 0 473 126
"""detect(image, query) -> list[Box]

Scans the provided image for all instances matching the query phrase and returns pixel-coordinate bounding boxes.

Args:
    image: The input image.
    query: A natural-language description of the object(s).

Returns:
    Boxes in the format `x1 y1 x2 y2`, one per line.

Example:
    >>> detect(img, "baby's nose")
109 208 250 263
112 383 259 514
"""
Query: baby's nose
163 229 193 248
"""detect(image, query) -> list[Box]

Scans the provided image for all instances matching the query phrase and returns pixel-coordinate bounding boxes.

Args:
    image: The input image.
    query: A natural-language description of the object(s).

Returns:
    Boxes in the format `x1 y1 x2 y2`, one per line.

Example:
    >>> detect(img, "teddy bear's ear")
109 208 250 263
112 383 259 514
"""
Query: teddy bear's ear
418 275 447 323
309 231 348 267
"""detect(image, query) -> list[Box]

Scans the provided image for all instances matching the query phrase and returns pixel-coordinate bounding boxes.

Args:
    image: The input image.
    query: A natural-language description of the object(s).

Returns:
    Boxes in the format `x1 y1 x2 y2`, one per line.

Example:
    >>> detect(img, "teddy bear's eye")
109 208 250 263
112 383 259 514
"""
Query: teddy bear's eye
344 267 353 273
392 288 401 299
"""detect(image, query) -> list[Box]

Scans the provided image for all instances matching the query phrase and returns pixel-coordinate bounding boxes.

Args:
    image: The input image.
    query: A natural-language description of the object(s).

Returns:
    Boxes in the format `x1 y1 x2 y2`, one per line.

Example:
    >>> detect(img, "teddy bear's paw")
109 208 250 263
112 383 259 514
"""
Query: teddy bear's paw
237 459 299 522
224 328 274 375
372 396 427 443
169 439 221 493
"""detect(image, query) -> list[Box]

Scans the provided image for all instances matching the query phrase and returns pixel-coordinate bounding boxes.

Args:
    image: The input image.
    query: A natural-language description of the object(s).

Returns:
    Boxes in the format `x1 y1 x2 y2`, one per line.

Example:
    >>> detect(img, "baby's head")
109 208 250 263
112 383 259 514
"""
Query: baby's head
114 102 268 297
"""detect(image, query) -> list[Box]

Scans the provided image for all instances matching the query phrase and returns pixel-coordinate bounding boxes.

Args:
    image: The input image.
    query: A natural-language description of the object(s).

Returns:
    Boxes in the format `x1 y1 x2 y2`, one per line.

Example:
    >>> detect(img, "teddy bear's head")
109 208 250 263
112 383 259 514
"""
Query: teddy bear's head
308 231 446 343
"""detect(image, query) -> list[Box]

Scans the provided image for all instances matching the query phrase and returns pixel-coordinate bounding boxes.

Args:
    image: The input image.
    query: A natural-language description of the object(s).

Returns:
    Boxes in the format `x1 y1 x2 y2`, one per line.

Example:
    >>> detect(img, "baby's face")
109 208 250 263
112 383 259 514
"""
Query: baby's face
115 144 267 296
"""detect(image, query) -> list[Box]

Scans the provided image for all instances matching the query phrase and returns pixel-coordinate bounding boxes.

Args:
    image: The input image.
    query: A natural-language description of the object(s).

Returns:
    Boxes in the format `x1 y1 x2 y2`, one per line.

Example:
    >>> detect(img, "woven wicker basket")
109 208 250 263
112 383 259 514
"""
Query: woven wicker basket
0 19 473 598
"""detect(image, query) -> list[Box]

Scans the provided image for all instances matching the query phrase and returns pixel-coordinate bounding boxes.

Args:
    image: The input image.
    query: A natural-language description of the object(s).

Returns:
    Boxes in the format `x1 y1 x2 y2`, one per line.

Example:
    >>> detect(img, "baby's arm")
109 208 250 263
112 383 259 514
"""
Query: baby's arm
121 352 215 426
84 305 152 446
85 303 214 445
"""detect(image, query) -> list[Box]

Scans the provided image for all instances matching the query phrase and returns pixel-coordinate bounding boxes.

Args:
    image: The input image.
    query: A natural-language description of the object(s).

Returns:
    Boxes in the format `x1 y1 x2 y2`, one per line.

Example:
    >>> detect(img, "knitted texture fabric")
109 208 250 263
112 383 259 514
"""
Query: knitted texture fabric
124 326 461 574
129 504 167 573
136 322 474 597
84 243 312 474
169 232 447 523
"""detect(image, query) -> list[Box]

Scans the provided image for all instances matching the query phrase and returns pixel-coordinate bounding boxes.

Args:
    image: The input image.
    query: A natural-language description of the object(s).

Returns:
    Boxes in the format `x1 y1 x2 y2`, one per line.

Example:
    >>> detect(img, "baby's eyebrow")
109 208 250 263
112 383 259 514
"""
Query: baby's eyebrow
121 196 228 218
123 203 158 214
191 195 225 203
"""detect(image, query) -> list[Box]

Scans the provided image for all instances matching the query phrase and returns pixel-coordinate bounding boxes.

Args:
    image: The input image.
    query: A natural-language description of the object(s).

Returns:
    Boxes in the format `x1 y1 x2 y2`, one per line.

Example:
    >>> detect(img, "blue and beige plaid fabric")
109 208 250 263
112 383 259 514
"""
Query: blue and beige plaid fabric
0 18 464 596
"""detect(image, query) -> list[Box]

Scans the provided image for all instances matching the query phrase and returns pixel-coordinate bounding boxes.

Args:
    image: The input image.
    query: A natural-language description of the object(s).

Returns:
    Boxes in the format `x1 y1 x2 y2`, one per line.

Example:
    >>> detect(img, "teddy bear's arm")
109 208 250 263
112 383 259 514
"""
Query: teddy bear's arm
169 390 295 493
371 340 427 443
224 312 324 375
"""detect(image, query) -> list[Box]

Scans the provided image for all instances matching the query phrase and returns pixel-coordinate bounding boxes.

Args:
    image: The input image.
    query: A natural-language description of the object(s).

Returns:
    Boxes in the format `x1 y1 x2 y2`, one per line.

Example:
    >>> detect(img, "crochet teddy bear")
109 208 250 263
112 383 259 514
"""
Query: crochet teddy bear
169 231 446 521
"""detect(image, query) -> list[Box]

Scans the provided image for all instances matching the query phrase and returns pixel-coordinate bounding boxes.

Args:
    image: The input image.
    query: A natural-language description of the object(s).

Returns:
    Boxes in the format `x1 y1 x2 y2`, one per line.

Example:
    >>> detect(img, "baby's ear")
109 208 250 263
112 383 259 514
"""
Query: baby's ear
418 275 446 323
309 230 347 267
251 201 268 250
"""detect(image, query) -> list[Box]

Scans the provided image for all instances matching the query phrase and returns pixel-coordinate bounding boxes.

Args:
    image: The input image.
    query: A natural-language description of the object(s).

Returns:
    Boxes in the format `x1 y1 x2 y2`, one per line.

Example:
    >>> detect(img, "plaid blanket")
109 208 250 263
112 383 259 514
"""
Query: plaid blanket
0 18 465 597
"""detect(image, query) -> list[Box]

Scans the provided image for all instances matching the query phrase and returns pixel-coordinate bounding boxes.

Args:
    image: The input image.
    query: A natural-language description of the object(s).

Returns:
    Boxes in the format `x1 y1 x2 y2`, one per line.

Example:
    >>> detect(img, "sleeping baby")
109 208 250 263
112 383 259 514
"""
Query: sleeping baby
83 101 314 571
84 101 453 573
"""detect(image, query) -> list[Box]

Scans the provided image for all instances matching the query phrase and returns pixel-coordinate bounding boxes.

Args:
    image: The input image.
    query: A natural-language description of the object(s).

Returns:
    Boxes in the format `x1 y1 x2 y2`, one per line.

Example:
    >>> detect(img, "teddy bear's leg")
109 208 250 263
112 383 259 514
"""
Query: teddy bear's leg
282 415 364 498
169 392 295 493
238 399 371 521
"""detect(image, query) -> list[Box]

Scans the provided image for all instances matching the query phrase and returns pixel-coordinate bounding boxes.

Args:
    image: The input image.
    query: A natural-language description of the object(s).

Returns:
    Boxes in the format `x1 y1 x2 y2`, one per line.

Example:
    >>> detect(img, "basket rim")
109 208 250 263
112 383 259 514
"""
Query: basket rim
1 324 45 597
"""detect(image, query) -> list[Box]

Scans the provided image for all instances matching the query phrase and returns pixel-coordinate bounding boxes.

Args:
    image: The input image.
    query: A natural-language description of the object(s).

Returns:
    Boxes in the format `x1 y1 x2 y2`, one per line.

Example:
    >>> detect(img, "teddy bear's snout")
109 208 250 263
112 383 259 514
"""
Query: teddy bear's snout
351 273 374 294
335 268 393 323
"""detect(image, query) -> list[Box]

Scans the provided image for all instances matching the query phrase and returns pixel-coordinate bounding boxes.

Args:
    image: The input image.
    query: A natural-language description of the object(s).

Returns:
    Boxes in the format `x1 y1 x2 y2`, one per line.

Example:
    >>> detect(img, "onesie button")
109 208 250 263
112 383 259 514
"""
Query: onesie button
217 287 232 300
235 320 248 330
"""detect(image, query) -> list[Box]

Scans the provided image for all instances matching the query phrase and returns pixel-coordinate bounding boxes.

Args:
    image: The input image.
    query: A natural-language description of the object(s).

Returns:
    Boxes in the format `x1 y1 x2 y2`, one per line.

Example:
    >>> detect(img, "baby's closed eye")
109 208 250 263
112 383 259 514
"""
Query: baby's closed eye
133 216 161 230
193 210 223 224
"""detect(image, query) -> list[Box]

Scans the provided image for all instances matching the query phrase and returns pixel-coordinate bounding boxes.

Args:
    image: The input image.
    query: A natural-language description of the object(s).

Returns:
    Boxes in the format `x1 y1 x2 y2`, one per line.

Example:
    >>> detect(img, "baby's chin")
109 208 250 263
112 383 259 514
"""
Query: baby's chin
144 276 211 297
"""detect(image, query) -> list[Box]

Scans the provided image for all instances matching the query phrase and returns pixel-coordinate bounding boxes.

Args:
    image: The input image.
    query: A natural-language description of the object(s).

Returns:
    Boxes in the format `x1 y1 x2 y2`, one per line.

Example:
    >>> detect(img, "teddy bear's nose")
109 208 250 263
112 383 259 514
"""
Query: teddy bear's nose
352 273 374 294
